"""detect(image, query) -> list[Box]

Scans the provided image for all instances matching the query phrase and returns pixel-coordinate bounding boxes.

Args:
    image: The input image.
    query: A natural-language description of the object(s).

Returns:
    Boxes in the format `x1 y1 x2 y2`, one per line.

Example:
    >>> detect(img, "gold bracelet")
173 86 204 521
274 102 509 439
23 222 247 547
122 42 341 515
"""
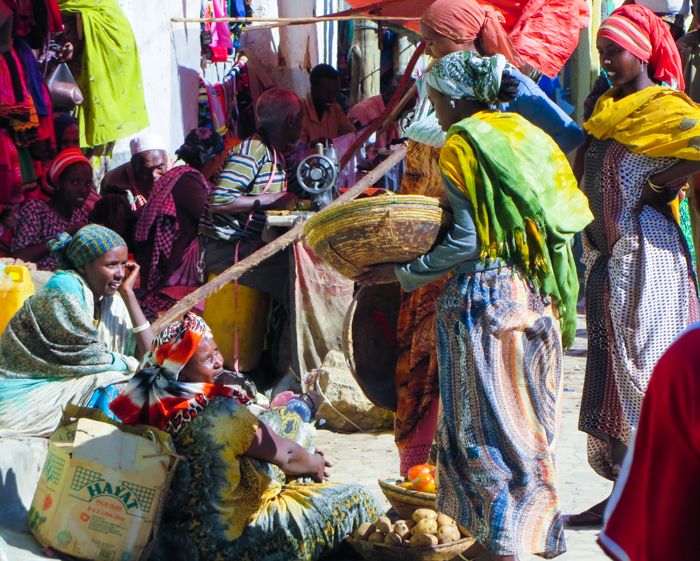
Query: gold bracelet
132 322 151 334
648 178 666 193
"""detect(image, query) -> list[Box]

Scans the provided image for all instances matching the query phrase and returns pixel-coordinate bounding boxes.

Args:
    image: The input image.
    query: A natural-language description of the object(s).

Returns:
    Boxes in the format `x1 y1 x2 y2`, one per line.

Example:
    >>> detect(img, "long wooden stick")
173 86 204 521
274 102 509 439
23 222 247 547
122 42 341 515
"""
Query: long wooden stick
171 16 420 24
152 144 408 333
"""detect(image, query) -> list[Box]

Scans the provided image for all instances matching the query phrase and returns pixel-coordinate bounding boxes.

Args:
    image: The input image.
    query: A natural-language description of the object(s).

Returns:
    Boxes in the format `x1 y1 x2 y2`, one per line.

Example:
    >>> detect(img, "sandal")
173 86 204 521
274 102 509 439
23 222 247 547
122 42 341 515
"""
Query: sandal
564 510 604 527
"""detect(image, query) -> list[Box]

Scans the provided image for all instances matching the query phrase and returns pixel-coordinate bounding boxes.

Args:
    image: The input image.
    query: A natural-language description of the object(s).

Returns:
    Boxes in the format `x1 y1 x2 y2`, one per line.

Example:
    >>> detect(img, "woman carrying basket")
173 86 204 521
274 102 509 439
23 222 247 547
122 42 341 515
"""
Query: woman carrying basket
356 52 592 560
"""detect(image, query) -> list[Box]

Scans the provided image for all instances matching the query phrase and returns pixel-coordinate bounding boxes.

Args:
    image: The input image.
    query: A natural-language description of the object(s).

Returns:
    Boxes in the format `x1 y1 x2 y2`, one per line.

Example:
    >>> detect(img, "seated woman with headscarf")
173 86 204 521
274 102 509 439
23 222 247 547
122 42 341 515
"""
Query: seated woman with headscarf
133 128 228 320
0 225 154 437
110 313 379 561
11 149 92 271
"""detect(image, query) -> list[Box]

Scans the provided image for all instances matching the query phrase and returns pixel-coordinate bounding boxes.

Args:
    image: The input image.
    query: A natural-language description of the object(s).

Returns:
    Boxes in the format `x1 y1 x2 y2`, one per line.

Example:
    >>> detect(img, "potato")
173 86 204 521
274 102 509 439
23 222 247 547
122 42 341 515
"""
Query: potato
368 531 385 543
375 516 392 535
412 518 438 535
384 532 403 545
412 508 438 522
393 521 411 539
437 524 461 544
436 513 456 527
409 533 439 548
354 522 375 540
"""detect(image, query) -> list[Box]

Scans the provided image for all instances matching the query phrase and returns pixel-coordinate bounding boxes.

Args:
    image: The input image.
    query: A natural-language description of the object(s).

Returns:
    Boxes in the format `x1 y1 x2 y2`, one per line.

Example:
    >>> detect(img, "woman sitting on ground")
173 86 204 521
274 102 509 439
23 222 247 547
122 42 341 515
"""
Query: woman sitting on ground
133 128 228 320
0 225 153 437
11 149 91 270
111 313 379 561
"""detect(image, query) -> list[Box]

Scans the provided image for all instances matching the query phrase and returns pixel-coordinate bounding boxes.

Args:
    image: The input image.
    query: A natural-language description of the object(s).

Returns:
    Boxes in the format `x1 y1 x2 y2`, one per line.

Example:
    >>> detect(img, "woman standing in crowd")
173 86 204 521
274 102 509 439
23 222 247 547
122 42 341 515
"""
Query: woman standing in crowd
357 51 592 560
570 4 700 526
10 148 91 270
111 313 379 561
134 128 227 319
0 225 152 437
394 0 585 476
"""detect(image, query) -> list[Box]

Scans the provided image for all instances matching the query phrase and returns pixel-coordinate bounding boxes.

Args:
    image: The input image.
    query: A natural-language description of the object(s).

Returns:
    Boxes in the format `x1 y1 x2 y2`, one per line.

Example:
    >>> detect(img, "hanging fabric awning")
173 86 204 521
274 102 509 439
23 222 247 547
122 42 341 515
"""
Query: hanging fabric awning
342 0 590 77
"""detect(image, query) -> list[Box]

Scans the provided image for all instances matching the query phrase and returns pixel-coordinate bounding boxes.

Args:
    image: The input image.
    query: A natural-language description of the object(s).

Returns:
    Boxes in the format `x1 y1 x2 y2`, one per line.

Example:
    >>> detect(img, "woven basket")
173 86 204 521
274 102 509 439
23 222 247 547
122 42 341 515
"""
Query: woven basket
346 536 475 561
304 194 452 280
378 477 436 520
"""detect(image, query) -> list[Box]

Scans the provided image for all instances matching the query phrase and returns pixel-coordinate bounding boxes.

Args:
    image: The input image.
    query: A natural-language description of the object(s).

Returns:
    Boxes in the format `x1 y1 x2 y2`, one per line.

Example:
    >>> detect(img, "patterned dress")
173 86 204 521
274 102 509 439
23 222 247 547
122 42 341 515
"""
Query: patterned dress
580 138 700 480
152 400 379 561
11 198 88 270
435 270 566 558
395 140 448 475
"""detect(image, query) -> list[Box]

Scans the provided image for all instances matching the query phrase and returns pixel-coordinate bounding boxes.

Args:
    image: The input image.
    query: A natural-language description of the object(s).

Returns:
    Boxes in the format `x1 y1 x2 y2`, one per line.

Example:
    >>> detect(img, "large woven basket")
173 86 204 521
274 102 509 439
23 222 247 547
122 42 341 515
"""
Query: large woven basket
304 194 452 280
346 536 475 561
378 477 436 520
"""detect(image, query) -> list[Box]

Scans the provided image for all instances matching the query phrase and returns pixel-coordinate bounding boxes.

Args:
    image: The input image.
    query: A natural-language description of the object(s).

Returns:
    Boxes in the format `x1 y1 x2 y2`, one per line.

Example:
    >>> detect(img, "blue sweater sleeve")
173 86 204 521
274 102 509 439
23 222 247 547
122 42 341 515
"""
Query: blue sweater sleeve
395 173 480 292
501 69 584 154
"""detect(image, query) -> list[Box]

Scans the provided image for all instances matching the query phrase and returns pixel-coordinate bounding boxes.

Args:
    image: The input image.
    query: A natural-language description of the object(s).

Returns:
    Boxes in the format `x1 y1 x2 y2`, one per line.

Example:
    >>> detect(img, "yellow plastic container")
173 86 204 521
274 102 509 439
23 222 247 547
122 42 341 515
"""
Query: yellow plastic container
202 274 270 372
0 265 35 335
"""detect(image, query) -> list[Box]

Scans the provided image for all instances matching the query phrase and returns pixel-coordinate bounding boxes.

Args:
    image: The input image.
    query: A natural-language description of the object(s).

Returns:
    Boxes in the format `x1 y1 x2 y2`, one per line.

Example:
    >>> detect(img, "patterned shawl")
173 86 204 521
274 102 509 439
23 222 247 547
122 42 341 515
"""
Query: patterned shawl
0 270 138 436
134 166 208 291
110 313 249 431
442 111 593 347
585 86 700 160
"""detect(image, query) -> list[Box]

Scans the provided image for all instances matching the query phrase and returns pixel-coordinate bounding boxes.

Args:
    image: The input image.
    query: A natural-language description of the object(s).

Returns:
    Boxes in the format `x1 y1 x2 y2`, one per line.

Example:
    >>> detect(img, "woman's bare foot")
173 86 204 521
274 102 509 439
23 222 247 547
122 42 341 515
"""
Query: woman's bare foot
564 498 609 526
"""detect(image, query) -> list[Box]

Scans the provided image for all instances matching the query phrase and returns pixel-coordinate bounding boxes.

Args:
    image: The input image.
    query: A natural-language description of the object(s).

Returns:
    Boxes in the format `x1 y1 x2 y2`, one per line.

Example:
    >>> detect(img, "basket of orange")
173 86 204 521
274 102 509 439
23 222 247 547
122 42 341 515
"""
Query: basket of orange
378 465 437 520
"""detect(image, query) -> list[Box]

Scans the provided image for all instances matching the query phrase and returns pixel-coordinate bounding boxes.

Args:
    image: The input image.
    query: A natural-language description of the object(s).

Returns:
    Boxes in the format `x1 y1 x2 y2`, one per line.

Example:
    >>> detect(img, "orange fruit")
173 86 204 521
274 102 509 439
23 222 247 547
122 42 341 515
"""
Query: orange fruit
410 473 436 493
407 464 431 481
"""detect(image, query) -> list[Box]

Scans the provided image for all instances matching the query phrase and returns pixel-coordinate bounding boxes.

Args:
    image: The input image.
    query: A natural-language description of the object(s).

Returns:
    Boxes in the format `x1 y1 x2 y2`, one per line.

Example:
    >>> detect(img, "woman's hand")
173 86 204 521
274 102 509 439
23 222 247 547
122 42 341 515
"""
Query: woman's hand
354 263 399 286
118 260 140 297
635 178 671 214
309 449 332 483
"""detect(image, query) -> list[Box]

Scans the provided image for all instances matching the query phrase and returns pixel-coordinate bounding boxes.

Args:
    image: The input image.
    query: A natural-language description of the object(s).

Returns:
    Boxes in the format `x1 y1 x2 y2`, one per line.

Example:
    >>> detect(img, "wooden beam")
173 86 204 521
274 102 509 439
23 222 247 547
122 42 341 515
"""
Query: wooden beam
171 15 421 24
152 144 408 333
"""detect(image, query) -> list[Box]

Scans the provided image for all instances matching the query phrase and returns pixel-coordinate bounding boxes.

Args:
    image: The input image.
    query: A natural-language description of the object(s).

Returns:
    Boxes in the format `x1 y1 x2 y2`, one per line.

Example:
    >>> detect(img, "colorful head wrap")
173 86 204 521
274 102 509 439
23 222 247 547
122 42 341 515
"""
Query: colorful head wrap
49 148 91 185
426 51 507 106
48 224 126 270
421 0 524 68
110 313 250 431
598 4 685 90
175 127 226 169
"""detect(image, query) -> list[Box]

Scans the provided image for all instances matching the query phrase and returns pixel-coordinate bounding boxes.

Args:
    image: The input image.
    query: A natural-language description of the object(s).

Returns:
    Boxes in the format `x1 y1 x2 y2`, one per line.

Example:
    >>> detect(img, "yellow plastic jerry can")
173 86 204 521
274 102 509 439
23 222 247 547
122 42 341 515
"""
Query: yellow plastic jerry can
0 265 35 335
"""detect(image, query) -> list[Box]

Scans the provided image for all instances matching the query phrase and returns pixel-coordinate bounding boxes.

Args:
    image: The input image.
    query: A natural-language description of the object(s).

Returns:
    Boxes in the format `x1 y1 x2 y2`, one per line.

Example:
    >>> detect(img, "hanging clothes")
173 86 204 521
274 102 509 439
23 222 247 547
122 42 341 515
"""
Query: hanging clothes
57 0 149 147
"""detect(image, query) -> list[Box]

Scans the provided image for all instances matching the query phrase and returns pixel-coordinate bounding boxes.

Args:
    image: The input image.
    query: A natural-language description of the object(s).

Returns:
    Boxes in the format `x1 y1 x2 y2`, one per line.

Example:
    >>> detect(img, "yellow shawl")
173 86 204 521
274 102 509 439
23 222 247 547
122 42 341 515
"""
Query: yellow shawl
585 86 700 160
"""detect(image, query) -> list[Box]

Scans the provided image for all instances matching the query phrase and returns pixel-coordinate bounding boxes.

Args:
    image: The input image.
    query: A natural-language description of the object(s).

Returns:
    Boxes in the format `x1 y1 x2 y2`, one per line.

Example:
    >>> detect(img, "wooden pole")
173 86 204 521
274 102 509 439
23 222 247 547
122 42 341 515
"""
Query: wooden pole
171 16 420 24
152 144 408 334
351 19 381 106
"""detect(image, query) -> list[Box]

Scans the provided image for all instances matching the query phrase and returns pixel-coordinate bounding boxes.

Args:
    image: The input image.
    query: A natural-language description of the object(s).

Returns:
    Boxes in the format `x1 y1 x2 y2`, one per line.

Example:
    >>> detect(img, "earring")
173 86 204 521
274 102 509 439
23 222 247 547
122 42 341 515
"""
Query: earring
450 99 456 108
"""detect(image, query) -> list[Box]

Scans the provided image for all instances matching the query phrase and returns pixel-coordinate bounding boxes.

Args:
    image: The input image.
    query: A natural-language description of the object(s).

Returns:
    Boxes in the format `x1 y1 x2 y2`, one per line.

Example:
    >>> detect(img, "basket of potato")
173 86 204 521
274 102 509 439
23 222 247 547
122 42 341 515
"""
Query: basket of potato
346 508 474 561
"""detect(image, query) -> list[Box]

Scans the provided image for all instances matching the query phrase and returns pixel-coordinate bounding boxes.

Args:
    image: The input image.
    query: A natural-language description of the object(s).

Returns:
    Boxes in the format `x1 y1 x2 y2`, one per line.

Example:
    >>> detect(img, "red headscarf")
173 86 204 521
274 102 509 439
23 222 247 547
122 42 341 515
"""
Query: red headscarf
421 0 525 68
598 4 685 90
49 148 91 184
110 313 250 431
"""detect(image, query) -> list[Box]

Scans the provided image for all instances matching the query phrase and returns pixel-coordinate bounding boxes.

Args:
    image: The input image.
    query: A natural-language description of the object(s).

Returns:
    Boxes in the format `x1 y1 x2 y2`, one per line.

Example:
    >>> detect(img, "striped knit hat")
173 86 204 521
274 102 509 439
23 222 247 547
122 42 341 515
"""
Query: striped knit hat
49 148 92 185
48 225 126 269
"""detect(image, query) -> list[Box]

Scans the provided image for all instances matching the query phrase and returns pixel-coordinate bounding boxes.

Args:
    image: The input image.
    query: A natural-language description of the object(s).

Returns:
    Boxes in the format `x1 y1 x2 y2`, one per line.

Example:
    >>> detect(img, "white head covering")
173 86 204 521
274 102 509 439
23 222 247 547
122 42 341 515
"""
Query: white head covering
130 132 167 156
634 0 689 15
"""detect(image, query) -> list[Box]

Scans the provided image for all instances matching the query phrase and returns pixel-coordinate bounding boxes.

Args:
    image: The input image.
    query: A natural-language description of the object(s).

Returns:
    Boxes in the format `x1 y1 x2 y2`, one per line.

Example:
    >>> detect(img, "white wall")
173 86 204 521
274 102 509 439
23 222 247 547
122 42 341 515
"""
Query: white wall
110 0 202 167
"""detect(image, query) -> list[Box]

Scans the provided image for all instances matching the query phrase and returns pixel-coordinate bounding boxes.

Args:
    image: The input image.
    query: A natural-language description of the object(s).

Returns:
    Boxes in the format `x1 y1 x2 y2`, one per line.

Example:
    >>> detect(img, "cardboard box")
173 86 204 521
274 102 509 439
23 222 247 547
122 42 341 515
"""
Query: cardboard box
28 406 179 561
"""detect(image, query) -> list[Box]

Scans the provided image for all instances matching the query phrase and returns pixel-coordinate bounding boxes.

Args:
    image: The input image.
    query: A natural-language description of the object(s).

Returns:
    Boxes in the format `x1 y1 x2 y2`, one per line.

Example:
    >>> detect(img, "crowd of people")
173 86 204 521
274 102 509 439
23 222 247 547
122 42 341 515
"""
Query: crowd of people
1 0 699 560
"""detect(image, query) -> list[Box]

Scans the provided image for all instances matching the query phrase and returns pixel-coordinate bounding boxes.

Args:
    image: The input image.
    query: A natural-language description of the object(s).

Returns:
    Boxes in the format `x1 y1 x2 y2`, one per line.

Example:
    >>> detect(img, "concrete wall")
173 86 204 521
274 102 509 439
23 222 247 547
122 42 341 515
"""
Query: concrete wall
110 0 202 167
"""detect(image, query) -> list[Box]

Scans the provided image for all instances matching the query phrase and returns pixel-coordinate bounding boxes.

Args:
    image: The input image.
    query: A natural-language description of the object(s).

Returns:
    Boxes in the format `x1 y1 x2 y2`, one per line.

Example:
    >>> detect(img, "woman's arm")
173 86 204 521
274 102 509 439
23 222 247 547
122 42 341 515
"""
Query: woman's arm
637 160 700 213
117 261 154 357
244 421 330 483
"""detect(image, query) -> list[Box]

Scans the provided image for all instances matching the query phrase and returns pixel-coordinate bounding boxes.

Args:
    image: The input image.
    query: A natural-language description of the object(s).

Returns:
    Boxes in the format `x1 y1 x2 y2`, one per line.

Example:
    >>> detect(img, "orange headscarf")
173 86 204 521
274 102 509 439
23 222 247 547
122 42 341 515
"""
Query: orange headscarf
421 0 525 68
598 4 685 90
